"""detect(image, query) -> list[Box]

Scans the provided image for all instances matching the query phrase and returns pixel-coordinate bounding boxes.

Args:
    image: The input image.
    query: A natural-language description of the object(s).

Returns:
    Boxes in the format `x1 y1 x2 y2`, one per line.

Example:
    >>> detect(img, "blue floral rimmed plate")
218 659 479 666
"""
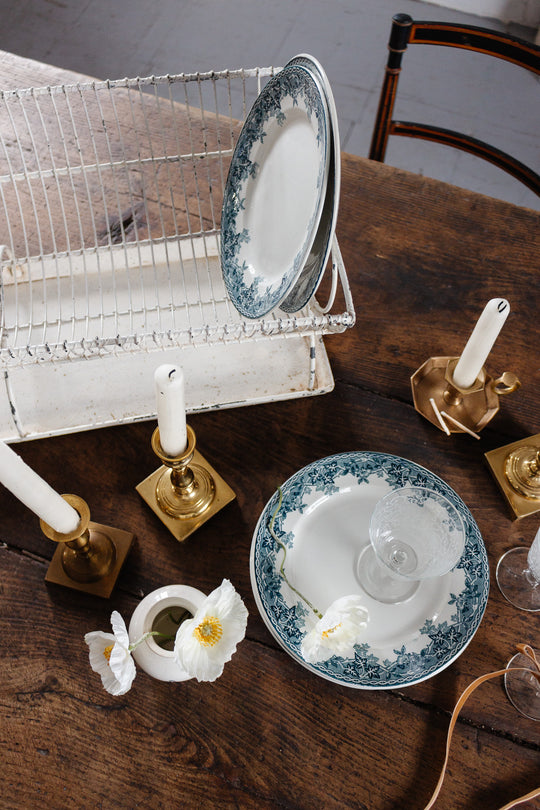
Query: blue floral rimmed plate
249 451 489 689
279 54 340 314
220 64 330 319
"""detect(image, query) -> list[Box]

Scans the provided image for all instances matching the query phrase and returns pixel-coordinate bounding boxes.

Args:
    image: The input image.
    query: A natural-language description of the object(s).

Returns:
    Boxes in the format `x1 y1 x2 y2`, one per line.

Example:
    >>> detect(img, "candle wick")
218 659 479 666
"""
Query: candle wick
168 369 176 379
497 301 508 313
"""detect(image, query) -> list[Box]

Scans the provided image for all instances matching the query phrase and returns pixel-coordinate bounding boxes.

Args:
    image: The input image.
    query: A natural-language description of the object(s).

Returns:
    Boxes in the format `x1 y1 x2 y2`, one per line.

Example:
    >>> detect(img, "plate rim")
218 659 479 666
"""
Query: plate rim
279 54 341 314
249 450 490 689
220 63 330 319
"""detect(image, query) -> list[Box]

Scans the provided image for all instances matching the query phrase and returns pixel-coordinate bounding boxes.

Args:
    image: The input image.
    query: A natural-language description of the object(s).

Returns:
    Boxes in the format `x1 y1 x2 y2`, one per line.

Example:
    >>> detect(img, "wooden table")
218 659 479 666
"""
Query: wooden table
1 52 539 810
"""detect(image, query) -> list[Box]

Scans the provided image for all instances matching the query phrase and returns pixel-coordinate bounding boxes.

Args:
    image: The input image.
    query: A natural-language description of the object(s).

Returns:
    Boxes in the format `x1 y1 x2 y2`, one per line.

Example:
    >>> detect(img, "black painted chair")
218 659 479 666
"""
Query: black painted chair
369 13 540 195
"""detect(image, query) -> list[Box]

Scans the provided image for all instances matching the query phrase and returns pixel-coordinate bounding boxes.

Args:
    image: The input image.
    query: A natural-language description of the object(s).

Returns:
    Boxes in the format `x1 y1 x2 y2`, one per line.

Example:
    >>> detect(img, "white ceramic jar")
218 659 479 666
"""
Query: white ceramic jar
128 584 206 682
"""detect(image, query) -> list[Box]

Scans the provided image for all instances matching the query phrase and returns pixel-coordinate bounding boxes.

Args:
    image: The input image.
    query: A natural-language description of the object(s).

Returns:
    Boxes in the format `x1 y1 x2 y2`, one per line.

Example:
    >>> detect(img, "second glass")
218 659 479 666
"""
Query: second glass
496 527 540 612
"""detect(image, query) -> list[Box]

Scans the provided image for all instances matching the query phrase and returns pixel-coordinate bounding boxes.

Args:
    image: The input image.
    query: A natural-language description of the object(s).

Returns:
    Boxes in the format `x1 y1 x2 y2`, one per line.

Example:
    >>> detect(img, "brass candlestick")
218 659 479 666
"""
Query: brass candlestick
411 356 520 437
485 433 540 519
136 424 235 541
41 494 134 597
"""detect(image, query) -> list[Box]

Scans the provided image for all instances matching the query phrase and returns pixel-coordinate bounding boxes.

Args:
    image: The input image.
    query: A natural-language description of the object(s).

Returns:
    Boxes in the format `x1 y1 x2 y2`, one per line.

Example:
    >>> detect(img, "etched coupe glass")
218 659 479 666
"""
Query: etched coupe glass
496 526 540 612
357 486 466 604
504 648 540 721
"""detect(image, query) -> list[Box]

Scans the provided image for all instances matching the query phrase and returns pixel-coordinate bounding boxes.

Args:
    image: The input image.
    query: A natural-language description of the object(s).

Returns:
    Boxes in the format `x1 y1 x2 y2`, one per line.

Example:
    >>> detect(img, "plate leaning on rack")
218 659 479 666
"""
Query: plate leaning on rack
220 62 330 319
250 451 489 689
279 54 341 314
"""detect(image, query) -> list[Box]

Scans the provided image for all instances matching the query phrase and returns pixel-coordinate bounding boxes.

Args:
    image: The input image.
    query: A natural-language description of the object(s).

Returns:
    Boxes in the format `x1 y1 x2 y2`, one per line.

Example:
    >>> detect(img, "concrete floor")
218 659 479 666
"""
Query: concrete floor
0 0 538 209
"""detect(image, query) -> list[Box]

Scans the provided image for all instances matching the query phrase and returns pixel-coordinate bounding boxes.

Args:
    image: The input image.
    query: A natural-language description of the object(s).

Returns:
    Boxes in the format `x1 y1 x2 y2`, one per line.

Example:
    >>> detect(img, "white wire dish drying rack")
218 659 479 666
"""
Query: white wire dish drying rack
0 66 355 442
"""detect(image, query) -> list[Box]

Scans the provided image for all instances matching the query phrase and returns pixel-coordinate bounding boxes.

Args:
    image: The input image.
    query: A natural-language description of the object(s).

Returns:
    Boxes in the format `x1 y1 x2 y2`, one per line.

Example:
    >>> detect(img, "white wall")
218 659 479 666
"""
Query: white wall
423 0 540 28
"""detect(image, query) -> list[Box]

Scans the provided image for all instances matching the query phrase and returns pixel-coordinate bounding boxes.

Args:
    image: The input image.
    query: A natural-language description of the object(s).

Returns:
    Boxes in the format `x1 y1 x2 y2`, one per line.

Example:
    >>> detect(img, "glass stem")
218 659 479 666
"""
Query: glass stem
524 568 540 589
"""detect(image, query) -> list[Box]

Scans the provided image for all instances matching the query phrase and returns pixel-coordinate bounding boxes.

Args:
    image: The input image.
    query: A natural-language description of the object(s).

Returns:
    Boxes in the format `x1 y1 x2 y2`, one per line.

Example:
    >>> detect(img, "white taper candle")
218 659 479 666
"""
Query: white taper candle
0 441 80 533
154 364 187 456
452 298 510 389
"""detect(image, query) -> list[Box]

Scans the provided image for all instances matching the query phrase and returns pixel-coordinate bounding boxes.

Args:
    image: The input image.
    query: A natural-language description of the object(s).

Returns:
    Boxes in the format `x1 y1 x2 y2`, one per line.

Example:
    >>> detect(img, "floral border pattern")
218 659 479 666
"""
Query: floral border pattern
279 54 338 314
251 452 489 688
220 65 328 319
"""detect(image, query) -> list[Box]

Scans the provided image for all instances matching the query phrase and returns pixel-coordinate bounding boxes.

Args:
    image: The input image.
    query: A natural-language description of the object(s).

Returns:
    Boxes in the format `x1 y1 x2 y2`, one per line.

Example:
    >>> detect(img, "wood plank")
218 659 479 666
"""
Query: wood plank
1 549 539 810
335 154 540 430
1 386 539 748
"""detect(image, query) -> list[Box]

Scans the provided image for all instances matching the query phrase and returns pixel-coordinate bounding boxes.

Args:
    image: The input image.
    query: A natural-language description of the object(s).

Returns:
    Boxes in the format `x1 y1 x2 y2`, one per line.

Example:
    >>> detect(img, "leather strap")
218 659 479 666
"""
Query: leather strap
424 645 540 809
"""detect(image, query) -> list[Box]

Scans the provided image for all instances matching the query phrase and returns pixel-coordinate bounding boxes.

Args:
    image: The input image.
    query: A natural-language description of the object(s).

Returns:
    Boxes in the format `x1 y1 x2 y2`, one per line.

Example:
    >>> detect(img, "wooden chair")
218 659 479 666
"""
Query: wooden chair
369 13 540 195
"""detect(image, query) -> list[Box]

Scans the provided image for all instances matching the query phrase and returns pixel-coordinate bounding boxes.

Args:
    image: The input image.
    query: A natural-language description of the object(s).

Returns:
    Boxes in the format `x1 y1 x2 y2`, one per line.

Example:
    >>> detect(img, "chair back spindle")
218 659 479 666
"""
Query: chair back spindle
369 13 540 196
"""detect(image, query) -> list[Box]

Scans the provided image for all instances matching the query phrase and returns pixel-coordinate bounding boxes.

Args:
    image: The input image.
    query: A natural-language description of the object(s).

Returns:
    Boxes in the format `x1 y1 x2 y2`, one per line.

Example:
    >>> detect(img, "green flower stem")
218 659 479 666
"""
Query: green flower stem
268 487 322 619
128 630 175 651
128 606 191 651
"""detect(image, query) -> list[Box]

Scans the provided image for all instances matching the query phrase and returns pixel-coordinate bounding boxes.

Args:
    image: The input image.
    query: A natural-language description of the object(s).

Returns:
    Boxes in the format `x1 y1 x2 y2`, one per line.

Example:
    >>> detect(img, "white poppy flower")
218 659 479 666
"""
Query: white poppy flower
174 579 248 682
301 595 369 664
84 610 136 695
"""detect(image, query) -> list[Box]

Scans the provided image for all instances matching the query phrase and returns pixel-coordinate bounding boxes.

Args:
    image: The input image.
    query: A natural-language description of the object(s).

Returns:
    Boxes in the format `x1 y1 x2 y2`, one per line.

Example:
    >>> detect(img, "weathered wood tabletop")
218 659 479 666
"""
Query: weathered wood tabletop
0 51 539 810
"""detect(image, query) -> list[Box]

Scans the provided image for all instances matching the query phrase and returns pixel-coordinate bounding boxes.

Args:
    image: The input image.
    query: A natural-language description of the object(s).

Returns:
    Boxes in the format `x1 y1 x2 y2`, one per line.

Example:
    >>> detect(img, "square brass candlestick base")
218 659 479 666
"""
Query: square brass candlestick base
485 433 540 520
45 522 135 598
136 447 235 542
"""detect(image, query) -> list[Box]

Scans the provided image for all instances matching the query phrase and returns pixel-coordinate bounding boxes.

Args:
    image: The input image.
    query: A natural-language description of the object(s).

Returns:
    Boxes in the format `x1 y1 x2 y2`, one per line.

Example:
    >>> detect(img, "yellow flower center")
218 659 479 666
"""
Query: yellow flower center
193 616 223 647
322 623 342 639
103 644 114 662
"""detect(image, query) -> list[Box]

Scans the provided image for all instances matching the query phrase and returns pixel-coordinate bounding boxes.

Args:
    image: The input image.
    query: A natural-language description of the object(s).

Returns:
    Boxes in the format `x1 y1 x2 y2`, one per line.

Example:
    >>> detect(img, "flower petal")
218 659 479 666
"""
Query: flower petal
108 643 136 693
85 631 115 673
110 610 130 648
174 579 248 682
175 628 227 682
301 595 369 664
85 614 136 696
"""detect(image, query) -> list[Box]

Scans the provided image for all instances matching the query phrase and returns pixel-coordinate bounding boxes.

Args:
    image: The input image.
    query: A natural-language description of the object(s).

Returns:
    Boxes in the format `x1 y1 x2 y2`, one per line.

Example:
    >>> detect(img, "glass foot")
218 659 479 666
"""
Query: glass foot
356 545 419 604
496 547 540 612
505 651 540 720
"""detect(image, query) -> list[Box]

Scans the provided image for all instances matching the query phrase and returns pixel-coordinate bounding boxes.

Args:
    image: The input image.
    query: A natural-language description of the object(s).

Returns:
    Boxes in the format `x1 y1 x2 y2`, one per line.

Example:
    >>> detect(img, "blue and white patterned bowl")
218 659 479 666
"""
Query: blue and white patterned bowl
250 451 489 689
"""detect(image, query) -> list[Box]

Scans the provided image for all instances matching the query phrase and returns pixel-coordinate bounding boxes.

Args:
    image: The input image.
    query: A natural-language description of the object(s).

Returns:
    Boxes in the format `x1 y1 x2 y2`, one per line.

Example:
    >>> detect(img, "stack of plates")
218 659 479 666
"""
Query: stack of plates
220 54 340 319
250 452 489 689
